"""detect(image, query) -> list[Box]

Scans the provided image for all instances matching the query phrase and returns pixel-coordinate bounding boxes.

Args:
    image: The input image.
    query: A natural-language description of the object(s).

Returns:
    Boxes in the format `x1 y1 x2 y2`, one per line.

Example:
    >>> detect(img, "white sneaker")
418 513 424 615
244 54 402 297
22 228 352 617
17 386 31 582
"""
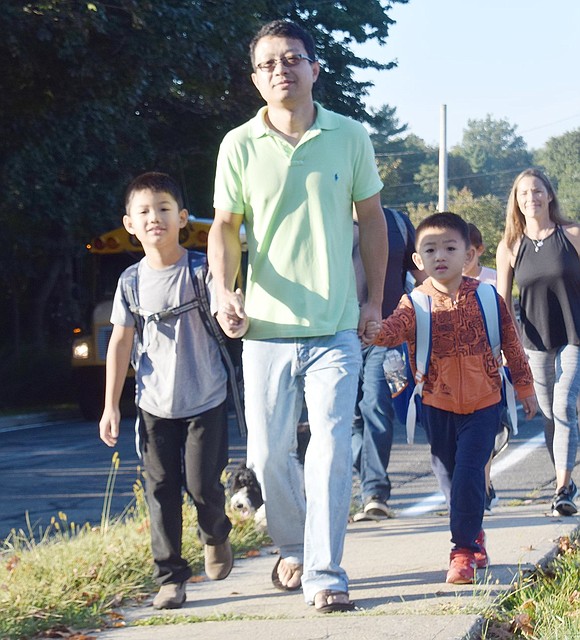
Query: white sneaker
363 496 391 518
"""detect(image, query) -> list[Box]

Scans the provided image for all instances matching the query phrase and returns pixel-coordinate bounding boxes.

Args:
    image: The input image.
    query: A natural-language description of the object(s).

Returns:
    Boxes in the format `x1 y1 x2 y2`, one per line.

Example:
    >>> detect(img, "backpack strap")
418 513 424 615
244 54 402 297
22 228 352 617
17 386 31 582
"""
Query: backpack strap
119 263 144 366
188 252 247 437
406 290 432 444
475 282 518 435
120 252 247 436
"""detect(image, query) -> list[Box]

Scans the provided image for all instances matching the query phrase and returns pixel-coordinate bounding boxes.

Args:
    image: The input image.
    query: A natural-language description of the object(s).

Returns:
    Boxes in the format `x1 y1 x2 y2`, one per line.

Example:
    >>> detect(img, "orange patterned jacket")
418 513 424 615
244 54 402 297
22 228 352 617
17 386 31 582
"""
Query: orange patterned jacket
375 277 535 414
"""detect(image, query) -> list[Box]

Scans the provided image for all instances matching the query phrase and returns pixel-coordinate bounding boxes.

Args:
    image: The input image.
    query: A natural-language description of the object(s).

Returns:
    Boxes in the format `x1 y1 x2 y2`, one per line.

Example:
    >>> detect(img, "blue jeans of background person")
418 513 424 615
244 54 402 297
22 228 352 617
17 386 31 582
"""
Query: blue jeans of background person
243 330 361 604
421 403 500 552
138 403 232 585
352 345 394 503
525 345 580 472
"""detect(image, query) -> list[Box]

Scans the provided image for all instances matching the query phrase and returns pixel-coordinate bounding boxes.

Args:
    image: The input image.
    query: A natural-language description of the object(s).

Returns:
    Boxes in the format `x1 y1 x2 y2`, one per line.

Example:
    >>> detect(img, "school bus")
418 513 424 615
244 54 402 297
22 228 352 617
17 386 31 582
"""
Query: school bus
71 218 215 419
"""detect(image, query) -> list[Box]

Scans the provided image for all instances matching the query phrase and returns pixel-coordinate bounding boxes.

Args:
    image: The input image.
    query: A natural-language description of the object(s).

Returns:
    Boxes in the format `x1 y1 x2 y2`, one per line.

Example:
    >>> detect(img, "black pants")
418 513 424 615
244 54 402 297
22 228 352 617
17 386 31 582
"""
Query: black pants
139 402 232 585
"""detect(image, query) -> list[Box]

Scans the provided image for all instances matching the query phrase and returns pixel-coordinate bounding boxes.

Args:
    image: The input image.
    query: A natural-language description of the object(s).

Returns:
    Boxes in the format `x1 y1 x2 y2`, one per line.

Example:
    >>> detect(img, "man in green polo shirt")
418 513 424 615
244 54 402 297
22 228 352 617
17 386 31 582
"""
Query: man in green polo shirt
208 19 387 613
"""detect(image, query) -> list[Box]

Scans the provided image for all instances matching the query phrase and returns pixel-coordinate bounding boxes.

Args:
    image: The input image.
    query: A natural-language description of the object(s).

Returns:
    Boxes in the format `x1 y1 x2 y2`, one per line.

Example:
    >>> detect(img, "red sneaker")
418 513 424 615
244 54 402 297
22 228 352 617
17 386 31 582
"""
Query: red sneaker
474 529 489 569
446 549 477 584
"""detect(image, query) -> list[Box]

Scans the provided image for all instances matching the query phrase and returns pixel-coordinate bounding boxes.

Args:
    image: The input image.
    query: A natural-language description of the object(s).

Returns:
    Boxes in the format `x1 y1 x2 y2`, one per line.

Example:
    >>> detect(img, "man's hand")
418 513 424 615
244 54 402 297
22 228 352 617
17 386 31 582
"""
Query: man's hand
216 288 249 338
358 301 382 345
521 394 538 420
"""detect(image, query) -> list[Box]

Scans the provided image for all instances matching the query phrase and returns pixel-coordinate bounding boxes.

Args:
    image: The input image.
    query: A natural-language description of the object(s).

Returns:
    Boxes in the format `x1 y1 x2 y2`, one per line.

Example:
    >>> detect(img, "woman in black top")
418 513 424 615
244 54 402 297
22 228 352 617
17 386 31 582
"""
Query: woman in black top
497 168 580 517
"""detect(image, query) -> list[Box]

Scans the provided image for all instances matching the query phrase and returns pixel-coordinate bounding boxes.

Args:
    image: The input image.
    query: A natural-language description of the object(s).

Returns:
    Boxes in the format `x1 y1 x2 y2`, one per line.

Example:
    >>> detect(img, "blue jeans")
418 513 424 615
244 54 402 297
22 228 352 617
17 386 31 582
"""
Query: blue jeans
526 345 580 472
421 403 499 551
352 345 394 502
242 330 362 603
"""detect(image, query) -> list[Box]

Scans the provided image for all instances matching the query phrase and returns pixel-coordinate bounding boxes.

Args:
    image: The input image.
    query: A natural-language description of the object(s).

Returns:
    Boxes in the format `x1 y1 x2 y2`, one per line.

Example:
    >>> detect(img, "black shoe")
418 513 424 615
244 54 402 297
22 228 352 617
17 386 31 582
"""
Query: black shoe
552 484 578 516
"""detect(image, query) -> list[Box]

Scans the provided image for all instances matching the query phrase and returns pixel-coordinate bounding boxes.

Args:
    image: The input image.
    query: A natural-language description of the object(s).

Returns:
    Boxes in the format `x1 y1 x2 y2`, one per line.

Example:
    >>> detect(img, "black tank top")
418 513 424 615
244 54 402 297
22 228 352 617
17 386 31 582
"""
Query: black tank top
514 226 580 350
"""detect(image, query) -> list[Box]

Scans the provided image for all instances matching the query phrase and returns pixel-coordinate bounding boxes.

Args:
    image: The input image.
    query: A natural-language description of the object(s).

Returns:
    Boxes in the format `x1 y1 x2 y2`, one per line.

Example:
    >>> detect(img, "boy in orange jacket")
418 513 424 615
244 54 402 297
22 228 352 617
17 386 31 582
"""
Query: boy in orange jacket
367 212 537 584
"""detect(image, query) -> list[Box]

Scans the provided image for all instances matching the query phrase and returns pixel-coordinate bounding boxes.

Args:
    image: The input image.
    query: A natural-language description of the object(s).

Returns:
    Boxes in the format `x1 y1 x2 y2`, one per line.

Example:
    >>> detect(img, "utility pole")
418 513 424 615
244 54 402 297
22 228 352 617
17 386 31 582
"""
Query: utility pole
438 104 448 212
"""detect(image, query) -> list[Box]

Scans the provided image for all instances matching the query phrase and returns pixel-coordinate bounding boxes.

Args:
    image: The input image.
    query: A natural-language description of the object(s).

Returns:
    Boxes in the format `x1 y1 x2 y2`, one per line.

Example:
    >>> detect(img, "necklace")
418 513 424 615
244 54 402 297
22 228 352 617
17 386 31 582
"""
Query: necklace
528 226 556 252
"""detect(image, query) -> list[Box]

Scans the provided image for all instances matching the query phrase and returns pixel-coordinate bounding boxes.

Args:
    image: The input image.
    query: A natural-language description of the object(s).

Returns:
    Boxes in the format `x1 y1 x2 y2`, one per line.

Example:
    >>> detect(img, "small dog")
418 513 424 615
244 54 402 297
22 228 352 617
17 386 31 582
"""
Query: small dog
228 462 267 531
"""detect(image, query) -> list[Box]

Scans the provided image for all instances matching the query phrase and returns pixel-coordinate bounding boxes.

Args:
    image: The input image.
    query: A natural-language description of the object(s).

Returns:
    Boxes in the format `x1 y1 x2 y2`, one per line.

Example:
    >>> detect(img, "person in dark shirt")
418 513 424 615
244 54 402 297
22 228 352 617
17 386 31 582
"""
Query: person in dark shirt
351 207 422 519
496 168 580 517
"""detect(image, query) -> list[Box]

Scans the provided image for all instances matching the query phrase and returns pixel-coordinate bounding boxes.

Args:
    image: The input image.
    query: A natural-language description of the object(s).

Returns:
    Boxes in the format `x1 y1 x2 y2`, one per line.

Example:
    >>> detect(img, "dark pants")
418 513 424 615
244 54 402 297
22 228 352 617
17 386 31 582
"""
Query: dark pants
139 402 232 585
421 402 500 552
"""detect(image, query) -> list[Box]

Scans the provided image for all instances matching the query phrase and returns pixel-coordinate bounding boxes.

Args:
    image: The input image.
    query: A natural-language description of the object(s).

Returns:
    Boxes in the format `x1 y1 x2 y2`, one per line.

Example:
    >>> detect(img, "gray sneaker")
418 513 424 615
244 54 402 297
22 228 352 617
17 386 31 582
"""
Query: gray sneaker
363 495 391 519
152 582 186 609
551 484 578 517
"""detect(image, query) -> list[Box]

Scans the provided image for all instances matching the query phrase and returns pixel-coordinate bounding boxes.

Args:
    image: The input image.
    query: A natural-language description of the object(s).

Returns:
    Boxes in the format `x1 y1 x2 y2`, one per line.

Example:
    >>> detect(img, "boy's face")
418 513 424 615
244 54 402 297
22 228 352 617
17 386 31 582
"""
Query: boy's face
413 227 474 287
123 189 187 250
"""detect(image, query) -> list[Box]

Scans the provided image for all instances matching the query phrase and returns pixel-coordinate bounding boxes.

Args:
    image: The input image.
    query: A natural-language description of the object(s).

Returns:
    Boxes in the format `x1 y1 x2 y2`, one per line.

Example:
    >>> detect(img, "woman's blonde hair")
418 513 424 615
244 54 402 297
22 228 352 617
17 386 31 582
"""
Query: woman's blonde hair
504 168 568 249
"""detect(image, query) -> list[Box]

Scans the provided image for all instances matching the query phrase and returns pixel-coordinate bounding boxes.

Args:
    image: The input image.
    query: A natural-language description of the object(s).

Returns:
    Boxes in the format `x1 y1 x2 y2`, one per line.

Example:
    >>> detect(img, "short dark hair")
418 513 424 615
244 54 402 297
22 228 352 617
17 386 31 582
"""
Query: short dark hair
416 212 470 247
249 19 316 68
467 222 484 249
124 172 184 211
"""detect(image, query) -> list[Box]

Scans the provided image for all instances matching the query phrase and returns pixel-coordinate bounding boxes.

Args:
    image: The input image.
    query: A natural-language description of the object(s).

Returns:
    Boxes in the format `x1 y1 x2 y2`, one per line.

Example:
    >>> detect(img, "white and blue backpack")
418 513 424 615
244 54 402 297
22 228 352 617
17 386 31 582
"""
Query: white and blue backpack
405 282 517 445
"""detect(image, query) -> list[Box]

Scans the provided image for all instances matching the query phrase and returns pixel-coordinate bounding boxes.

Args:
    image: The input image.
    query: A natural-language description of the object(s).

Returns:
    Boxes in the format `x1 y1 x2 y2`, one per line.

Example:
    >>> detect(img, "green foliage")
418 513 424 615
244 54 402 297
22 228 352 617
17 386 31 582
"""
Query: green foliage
407 188 506 269
484 536 580 640
414 152 476 200
0 0 407 355
457 115 532 198
535 128 580 220
0 478 269 640
376 133 437 208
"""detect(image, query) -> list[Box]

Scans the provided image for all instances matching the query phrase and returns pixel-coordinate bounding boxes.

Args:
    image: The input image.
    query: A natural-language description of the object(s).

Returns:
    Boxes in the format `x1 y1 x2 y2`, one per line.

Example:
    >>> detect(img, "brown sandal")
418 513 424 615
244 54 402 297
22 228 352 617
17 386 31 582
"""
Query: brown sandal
314 589 355 613
271 556 303 591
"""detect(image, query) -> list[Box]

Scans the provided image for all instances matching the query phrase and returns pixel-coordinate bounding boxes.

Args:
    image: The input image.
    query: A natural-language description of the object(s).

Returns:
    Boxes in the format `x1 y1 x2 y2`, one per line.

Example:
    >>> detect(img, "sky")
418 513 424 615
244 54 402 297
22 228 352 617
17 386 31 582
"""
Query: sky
353 0 580 150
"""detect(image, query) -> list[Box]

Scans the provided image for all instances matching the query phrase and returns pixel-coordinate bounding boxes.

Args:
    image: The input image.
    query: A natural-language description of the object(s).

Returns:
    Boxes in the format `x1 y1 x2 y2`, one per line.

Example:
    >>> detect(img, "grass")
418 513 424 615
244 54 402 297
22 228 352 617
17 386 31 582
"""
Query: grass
481 534 580 639
0 464 269 640
2 455 580 640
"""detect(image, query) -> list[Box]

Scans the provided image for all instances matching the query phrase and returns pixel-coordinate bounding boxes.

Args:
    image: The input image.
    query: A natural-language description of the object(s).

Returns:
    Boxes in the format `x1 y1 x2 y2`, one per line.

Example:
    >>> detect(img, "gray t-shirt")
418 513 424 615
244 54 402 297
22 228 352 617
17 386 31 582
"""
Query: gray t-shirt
111 252 227 419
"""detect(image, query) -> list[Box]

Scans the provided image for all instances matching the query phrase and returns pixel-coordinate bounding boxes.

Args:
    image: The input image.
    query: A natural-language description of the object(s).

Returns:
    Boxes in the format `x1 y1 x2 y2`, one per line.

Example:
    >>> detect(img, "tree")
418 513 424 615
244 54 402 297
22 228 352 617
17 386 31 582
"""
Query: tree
414 152 476 200
456 115 532 199
407 189 506 269
0 0 408 355
535 129 580 220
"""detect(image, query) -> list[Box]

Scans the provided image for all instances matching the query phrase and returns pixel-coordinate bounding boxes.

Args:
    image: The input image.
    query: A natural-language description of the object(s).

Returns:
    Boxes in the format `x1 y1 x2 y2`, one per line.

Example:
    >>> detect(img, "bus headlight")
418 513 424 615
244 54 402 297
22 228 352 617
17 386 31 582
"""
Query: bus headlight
73 340 90 360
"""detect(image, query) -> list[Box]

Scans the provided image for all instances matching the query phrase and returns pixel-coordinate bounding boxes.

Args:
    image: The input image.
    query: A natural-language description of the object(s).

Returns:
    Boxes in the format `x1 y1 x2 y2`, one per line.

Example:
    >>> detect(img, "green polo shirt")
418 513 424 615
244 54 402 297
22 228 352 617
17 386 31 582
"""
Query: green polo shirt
213 103 383 340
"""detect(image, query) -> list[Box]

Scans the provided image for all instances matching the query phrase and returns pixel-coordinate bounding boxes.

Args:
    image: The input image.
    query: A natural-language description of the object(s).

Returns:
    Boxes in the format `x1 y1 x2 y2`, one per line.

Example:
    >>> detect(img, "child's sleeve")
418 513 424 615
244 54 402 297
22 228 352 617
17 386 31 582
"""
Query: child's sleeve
374 295 415 348
499 297 535 399
110 279 136 328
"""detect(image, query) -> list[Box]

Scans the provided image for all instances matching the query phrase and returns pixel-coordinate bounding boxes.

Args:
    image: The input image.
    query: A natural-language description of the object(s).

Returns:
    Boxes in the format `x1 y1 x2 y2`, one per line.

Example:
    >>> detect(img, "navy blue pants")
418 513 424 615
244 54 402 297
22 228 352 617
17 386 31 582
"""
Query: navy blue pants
421 402 501 552
138 402 232 585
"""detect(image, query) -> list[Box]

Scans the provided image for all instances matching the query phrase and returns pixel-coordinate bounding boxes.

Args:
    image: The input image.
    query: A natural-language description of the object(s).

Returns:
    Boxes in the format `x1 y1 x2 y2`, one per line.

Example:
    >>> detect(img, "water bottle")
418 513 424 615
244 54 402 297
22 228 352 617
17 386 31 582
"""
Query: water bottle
383 348 408 397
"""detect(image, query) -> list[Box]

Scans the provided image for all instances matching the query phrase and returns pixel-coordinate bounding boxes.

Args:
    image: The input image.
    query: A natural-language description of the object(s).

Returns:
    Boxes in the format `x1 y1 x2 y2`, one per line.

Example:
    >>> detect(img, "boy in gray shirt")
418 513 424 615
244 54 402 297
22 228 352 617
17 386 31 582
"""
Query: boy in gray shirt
99 172 232 609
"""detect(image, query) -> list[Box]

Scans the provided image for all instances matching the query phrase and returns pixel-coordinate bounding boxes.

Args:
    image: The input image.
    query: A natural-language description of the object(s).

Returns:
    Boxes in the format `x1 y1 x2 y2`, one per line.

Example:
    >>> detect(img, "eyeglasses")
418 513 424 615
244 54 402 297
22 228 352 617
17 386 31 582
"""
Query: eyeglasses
255 53 314 72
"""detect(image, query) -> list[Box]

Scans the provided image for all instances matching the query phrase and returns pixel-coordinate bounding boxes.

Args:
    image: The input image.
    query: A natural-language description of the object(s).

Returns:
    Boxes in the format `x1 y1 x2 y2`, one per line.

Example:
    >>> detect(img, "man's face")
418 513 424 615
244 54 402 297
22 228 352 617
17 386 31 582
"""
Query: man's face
251 36 319 107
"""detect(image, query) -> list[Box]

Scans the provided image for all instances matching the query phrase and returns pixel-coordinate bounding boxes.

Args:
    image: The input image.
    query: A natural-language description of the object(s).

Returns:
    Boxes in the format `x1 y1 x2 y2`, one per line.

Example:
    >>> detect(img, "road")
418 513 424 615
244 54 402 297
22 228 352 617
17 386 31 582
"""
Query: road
0 408 563 542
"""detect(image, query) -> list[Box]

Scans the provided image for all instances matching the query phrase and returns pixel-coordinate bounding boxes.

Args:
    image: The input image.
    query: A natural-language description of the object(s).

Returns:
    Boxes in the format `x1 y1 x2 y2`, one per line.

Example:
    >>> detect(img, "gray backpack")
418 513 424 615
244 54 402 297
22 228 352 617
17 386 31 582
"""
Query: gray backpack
120 250 246 436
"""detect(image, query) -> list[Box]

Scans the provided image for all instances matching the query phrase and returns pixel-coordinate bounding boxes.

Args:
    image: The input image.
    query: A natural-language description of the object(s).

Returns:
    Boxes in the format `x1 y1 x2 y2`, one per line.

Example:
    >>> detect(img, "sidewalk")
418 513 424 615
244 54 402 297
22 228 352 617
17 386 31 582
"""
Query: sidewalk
93 502 579 640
